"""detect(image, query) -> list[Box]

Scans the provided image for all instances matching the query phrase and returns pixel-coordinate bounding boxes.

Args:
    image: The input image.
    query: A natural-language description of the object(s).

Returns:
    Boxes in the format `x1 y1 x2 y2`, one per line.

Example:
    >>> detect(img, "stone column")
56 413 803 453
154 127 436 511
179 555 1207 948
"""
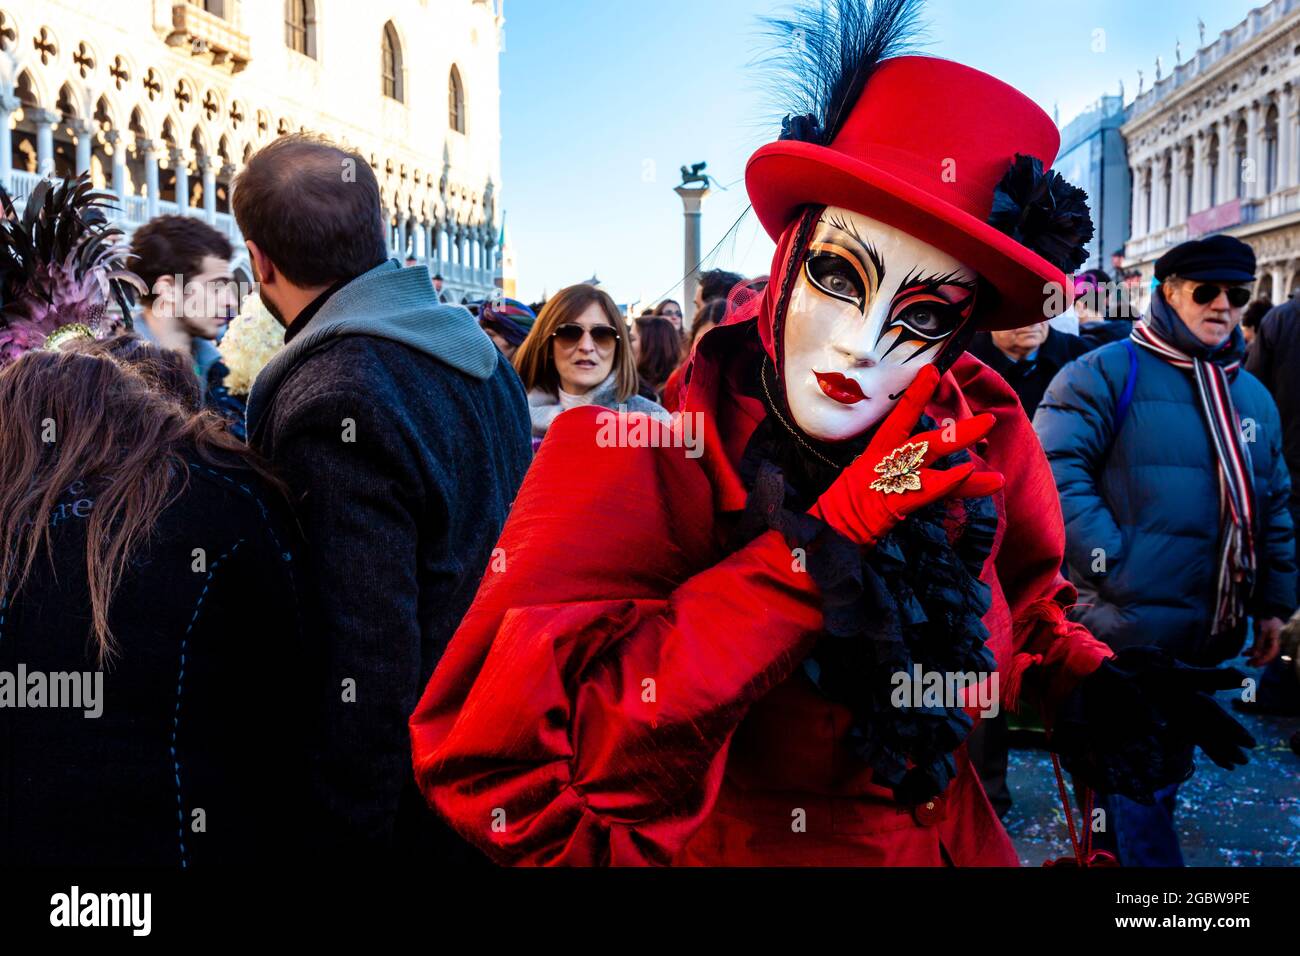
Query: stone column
30 108 61 178
139 139 160 218
396 211 409 259
200 155 218 223
1272 264 1286 301
1191 135 1208 213
1170 146 1186 225
1284 83 1294 192
1152 153 1168 232
675 181 712 327
1129 163 1143 236
1219 115 1235 204
1246 101 1263 200
72 119 93 176
0 93 20 182
223 162 239 214
423 220 434 264
172 147 191 214
105 131 129 202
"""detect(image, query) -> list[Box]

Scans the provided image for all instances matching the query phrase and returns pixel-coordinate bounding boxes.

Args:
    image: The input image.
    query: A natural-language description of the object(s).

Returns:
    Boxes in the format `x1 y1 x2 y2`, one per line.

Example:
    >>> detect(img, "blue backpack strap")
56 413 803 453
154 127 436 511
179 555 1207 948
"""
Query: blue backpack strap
1112 338 1138 439
1093 339 1139 477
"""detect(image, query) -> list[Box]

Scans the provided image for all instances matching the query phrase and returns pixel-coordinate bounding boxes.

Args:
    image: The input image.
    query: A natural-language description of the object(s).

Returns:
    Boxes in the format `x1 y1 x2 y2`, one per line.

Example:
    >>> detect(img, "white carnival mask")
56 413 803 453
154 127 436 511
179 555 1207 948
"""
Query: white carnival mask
782 207 978 442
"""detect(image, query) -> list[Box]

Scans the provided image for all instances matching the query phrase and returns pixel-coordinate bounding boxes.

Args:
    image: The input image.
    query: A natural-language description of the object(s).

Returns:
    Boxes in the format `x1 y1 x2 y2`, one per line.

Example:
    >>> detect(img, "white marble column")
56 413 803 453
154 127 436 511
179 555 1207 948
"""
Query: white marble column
1192 135 1209 212
1219 116 1235 205
1152 153 1168 232
105 131 128 202
140 139 160 218
1129 163 1143 236
72 119 93 176
172 147 191 214
0 93 19 182
1279 83 1300 192
30 108 60 178
1170 146 1186 225
1246 101 1263 200
200 155 218 223
223 163 238 214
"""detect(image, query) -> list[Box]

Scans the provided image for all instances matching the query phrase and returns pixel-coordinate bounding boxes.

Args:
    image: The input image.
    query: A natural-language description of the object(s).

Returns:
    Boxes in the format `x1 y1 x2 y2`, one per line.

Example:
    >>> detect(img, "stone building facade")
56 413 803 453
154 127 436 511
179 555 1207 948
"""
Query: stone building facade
1123 0 1300 309
0 0 507 302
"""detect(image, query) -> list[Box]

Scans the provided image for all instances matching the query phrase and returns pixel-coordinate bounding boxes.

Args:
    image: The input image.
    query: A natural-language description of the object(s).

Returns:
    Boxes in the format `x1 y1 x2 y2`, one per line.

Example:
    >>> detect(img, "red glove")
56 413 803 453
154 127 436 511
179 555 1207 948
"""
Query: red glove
811 365 1004 547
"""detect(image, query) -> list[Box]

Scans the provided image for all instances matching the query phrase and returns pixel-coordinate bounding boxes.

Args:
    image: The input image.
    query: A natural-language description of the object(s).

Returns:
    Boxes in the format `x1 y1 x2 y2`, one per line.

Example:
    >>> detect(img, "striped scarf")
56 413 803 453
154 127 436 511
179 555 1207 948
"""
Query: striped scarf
1130 319 1256 636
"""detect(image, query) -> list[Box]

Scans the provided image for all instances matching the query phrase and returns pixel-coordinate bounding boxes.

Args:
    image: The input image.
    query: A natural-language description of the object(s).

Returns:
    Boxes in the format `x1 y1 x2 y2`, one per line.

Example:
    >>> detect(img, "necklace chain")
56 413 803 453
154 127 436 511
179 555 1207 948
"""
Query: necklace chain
760 355 840 469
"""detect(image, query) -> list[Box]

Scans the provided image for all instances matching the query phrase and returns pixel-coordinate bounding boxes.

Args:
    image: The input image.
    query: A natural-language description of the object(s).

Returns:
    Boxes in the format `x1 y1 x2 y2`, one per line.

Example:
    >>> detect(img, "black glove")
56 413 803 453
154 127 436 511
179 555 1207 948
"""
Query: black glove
1050 646 1255 803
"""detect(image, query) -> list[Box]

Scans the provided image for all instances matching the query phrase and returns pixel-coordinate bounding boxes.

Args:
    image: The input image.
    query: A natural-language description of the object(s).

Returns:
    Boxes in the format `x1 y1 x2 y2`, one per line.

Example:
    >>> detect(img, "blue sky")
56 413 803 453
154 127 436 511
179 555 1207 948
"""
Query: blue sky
499 0 1262 305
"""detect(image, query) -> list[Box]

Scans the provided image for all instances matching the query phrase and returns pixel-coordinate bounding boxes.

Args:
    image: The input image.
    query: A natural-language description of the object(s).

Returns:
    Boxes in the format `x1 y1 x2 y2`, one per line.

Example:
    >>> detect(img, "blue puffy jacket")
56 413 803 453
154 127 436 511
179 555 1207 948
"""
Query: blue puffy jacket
1034 313 1296 663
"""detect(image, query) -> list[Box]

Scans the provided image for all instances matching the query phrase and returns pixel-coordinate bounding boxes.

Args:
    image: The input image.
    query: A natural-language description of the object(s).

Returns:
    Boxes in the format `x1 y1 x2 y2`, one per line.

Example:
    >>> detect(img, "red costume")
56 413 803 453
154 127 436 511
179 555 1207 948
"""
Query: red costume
411 1 1254 866
410 338 1108 865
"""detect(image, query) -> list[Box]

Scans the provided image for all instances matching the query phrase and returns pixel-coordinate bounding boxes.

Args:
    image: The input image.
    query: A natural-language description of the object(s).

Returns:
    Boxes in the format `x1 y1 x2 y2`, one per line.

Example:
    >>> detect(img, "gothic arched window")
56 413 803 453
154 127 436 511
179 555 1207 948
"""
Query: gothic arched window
449 65 465 133
285 0 316 59
382 22 403 102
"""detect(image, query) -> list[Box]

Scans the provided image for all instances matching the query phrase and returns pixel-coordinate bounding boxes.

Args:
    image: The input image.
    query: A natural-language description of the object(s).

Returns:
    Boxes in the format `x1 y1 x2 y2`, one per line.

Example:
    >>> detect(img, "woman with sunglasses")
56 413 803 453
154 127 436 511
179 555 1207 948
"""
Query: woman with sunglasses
513 284 667 441
654 299 684 331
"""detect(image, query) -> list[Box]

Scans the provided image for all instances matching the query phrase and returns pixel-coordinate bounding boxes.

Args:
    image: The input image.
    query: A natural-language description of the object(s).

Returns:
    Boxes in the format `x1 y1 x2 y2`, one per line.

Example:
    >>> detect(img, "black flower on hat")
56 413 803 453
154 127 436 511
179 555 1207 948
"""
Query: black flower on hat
988 153 1094 274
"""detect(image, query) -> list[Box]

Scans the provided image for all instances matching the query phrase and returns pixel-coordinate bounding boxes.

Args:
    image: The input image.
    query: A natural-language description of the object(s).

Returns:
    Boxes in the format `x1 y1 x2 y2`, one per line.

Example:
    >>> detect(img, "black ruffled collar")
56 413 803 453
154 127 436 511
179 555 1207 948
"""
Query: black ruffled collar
734 401 998 804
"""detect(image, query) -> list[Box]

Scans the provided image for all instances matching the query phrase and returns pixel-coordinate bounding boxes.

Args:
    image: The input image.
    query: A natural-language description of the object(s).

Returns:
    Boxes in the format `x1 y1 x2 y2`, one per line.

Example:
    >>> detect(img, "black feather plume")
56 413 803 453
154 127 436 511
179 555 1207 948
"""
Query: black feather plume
762 0 927 146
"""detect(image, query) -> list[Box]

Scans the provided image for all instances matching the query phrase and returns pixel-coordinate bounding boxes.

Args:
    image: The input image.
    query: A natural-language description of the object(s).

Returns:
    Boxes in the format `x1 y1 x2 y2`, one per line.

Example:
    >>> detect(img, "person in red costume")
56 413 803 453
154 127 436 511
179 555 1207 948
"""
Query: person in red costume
410 0 1254 866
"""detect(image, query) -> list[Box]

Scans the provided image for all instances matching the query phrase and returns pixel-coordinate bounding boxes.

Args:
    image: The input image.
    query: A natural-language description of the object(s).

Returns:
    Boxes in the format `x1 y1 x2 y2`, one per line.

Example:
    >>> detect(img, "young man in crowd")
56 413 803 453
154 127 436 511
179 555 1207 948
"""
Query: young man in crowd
233 133 532 862
1036 234 1295 865
128 215 239 391
692 268 745 316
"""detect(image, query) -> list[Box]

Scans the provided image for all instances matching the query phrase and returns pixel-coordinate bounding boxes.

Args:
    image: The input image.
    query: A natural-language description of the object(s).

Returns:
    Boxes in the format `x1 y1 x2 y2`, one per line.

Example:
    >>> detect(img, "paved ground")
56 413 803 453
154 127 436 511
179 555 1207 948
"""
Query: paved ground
1003 662 1300 867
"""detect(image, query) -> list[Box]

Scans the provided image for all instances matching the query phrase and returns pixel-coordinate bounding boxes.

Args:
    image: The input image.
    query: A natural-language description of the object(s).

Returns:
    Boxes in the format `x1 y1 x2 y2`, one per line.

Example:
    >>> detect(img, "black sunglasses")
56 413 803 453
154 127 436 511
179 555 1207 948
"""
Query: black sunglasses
552 323 619 347
1190 282 1252 308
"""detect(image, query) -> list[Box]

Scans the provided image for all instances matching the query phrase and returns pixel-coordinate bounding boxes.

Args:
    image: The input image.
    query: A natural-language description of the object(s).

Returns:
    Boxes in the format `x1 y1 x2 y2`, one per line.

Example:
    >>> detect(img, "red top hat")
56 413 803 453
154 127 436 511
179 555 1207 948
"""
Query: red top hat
746 56 1079 331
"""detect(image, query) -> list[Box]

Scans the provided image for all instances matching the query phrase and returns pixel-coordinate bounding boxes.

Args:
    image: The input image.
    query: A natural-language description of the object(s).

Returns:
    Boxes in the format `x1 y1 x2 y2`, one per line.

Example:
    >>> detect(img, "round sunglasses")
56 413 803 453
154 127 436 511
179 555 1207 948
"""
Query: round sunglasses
1188 282 1252 308
551 323 620 347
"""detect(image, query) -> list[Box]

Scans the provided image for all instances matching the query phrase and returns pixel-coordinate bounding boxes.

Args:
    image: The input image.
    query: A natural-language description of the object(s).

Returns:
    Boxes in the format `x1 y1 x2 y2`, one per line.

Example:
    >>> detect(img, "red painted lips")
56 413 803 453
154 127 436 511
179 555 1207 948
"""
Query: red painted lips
814 371 867 405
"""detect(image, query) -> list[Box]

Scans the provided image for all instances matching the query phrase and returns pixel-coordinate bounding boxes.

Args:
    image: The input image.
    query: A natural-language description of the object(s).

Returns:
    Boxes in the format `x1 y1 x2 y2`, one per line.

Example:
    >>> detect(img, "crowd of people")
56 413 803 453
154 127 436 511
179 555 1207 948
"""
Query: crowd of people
1 123 1296 865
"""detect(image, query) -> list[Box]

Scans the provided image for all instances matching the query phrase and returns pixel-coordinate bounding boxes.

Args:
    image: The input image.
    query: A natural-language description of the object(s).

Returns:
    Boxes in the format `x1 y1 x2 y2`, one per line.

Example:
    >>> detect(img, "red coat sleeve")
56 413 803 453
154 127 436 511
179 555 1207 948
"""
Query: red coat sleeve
952 356 1113 714
409 407 825 865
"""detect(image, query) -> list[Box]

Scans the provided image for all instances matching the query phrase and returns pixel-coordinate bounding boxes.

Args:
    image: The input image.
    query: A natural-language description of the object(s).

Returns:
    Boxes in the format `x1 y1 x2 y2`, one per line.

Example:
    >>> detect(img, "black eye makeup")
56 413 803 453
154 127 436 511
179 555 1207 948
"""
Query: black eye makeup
878 270 977 362
801 214 976 365
804 243 871 310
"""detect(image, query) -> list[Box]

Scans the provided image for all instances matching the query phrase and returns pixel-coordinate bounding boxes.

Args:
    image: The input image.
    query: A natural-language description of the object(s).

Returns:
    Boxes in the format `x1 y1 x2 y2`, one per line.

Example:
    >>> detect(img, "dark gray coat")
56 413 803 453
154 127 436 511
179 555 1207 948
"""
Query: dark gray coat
247 261 531 860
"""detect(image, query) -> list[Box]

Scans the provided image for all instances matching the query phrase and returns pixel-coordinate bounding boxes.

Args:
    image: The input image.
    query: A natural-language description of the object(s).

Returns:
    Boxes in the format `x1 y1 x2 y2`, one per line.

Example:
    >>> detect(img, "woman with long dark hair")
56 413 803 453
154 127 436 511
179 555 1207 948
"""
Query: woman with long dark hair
633 315 682 403
0 337 308 865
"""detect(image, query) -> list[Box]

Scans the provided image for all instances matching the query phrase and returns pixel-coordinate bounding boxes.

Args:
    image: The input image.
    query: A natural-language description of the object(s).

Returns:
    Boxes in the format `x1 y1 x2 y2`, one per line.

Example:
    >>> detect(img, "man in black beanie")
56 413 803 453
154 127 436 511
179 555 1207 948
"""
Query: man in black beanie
1036 233 1294 865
